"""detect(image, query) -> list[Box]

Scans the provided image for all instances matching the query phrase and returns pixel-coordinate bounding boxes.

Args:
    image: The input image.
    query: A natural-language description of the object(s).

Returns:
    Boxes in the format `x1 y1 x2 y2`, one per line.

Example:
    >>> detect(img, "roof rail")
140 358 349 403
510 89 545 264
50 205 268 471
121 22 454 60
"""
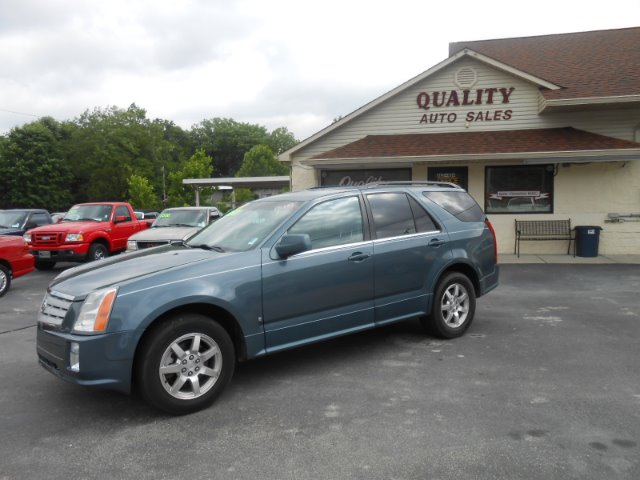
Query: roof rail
365 181 464 190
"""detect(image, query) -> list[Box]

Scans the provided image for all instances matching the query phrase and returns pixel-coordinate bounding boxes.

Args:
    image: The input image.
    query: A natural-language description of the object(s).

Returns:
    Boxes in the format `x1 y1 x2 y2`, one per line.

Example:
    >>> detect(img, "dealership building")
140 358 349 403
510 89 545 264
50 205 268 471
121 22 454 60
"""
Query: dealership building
279 27 640 255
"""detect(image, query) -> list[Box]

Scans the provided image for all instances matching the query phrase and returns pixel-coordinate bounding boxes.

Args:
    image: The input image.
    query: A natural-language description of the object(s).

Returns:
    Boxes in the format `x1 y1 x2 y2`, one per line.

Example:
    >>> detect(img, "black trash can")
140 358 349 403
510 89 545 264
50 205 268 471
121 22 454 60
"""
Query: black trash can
574 226 603 257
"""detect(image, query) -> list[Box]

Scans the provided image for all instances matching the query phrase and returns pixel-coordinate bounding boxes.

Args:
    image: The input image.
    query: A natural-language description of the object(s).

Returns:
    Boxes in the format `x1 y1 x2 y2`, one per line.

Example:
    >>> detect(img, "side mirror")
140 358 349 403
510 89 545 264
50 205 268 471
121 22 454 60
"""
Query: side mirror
275 234 311 259
25 221 38 230
114 215 128 223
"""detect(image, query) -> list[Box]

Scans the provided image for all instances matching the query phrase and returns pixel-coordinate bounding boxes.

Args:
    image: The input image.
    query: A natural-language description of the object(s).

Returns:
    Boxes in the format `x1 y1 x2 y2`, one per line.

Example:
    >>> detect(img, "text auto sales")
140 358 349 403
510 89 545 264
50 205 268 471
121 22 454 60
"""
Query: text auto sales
416 87 515 124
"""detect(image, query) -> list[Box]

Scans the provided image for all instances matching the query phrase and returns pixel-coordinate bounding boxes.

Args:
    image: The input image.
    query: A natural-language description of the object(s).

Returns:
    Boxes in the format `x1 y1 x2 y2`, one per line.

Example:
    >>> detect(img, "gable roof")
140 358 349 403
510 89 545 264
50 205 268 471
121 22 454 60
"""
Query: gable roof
449 27 640 103
304 128 640 165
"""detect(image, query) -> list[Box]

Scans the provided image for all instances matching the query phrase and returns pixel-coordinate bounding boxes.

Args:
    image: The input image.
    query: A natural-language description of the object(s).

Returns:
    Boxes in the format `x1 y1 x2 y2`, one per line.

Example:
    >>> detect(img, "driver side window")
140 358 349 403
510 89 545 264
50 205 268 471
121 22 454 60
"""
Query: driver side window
288 196 364 250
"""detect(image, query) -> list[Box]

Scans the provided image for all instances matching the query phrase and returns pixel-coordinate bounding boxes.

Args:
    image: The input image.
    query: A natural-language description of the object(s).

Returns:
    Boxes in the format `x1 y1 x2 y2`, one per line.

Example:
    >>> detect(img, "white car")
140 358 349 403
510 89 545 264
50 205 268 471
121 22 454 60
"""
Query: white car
126 207 222 251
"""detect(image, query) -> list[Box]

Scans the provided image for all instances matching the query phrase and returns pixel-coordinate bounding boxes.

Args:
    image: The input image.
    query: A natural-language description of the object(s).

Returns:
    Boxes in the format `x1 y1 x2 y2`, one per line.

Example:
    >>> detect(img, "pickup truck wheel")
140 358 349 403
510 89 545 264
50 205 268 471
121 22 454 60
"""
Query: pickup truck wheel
0 264 10 297
35 260 56 271
421 272 476 339
87 243 108 262
136 313 235 415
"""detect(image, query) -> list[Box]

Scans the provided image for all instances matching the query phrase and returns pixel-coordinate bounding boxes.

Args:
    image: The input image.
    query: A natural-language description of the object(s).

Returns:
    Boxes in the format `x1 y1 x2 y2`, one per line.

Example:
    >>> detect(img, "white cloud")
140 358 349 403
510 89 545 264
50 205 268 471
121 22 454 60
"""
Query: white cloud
0 0 638 139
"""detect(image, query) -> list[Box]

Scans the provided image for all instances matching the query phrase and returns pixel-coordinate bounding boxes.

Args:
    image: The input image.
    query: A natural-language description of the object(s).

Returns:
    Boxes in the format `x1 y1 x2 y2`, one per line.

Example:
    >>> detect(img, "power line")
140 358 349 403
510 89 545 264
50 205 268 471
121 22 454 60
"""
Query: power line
0 108 39 118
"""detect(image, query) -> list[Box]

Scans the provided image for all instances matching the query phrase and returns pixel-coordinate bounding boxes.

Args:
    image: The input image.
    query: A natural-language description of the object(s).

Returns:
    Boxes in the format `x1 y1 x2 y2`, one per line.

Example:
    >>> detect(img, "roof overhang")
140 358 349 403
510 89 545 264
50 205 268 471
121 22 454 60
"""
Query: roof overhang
302 149 640 167
183 176 290 189
540 95 640 113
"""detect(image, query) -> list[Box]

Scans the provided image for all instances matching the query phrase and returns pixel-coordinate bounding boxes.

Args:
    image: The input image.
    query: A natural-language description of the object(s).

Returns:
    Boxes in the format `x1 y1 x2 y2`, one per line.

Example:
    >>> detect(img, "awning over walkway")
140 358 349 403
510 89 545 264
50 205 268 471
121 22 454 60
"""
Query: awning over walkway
303 128 640 166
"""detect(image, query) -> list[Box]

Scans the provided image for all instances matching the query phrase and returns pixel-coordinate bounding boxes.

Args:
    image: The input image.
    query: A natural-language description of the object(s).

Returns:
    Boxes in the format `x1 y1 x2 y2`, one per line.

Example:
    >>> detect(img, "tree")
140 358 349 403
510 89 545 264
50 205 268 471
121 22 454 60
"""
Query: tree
190 118 271 176
267 127 298 155
167 148 214 206
65 104 173 203
0 118 73 210
236 145 288 177
128 174 160 209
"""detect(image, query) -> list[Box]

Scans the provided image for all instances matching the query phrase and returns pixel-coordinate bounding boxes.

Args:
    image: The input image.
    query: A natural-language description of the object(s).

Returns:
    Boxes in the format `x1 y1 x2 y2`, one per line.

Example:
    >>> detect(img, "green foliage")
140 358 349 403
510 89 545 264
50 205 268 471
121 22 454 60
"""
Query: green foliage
0 118 73 210
0 105 295 209
190 118 272 177
236 145 288 177
128 174 160 209
167 149 214 206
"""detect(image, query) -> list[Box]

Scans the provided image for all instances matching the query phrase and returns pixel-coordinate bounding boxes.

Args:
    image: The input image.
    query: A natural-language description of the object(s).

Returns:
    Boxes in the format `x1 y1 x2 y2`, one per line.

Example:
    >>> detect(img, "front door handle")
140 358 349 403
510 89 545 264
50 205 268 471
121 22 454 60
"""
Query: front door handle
429 238 446 247
348 252 371 262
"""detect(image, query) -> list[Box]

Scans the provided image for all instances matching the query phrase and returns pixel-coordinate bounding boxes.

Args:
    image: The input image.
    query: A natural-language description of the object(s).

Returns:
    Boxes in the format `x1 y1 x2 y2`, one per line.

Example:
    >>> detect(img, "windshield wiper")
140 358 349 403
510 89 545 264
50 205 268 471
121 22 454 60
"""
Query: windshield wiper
190 244 225 253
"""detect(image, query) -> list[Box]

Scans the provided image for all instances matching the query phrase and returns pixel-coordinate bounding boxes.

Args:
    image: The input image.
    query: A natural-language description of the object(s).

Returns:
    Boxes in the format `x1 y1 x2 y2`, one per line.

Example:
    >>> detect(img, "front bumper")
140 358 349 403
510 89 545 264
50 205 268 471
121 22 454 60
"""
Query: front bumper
31 243 90 262
36 325 136 394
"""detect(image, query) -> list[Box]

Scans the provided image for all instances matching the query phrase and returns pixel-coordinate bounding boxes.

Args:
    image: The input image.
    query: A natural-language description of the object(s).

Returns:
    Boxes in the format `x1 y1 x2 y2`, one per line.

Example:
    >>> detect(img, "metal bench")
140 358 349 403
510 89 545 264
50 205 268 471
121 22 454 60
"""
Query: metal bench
514 219 573 257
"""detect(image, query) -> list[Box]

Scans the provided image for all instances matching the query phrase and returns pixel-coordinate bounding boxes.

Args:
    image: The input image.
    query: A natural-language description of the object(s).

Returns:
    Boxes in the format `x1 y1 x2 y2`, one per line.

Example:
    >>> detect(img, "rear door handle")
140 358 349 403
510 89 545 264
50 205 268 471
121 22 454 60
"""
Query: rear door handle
348 252 371 262
429 238 446 247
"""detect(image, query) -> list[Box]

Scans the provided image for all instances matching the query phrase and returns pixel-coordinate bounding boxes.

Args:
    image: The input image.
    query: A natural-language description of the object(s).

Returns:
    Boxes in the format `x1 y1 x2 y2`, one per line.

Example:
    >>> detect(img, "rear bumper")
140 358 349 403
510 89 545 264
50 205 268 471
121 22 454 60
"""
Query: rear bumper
478 265 500 297
36 325 135 394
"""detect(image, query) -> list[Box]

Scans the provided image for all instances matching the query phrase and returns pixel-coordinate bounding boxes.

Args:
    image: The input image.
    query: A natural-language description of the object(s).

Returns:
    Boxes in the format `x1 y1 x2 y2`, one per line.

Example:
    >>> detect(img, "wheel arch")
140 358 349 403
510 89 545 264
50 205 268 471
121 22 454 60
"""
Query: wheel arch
0 259 11 274
131 302 248 389
435 262 481 297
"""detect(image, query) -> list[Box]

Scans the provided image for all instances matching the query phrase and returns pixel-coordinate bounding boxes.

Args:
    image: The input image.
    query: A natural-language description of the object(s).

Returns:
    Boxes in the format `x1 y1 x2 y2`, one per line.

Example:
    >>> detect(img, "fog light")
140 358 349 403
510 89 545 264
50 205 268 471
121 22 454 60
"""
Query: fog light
70 342 80 372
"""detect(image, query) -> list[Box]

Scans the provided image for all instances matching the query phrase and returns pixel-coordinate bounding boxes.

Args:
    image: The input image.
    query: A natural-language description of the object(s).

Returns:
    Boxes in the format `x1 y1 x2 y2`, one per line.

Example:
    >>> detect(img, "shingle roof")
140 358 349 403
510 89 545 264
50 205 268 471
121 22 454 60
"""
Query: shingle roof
312 128 640 159
449 27 640 101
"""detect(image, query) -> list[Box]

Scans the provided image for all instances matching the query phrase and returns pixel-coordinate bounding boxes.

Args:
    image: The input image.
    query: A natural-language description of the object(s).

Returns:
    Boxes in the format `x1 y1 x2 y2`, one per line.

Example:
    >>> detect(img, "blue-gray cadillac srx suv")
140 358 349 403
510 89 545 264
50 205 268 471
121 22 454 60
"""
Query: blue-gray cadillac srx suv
37 183 499 414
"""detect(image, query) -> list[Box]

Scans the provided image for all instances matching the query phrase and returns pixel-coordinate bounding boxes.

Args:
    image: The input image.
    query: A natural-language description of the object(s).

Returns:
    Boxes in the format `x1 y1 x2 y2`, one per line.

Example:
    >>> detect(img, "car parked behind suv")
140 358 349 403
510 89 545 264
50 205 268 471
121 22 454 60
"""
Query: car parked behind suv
36 183 498 414
0 209 53 236
0 236 34 297
127 207 222 251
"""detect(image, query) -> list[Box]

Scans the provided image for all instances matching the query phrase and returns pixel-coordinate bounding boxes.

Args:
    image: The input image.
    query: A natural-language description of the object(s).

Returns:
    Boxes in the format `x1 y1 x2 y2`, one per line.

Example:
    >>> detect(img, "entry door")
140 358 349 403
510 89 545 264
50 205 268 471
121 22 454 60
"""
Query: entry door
261 196 374 352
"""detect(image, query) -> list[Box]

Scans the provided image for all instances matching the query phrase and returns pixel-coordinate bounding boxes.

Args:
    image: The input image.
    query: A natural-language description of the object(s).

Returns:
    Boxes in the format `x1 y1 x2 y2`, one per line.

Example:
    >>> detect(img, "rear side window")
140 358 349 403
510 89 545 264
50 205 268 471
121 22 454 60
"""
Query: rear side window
367 193 438 239
423 191 484 222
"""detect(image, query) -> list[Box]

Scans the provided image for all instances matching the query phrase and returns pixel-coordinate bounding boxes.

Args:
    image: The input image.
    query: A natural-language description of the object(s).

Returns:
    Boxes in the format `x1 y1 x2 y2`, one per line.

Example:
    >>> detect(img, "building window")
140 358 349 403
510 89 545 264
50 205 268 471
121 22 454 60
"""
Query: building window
428 166 468 190
485 165 554 214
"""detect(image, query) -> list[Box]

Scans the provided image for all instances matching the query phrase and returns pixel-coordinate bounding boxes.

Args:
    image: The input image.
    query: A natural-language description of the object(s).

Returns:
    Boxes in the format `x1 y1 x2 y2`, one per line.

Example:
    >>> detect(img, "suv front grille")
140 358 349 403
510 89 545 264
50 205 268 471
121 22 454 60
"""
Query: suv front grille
38 290 74 327
32 232 65 246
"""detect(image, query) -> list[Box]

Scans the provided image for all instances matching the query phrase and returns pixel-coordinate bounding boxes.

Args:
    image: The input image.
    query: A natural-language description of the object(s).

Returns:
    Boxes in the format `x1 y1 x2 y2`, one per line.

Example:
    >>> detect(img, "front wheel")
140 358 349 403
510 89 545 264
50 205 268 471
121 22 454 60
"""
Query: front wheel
87 243 109 262
135 313 235 415
421 272 476 339
35 260 56 271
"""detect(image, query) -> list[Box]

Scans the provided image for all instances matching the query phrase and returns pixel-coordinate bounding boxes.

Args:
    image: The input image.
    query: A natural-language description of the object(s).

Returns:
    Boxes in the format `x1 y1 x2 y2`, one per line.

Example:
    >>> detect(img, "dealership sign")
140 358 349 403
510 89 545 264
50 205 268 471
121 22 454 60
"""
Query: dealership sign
416 86 515 125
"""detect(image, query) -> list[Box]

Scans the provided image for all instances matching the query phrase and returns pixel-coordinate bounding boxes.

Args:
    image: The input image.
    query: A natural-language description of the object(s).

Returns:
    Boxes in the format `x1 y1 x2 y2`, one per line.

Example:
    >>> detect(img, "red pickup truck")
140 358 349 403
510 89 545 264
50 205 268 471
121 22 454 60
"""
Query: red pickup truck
24 202 149 270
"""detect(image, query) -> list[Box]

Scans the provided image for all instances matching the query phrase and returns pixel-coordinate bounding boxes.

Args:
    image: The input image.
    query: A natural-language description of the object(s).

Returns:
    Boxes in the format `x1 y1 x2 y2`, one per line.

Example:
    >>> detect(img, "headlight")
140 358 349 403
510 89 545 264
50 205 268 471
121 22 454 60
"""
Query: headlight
65 233 84 242
127 240 137 251
73 287 117 333
23 233 31 242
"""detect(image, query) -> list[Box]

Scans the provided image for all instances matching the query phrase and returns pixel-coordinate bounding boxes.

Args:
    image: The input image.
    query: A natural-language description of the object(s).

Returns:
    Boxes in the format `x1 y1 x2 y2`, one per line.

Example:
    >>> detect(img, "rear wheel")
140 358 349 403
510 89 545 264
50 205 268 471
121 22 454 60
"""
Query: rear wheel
135 313 235 415
87 243 109 262
0 264 11 297
421 272 476 338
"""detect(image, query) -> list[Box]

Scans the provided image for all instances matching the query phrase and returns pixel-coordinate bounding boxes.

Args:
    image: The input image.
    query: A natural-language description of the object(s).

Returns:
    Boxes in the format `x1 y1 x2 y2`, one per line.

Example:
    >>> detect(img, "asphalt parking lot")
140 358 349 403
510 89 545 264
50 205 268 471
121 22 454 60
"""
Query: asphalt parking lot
1 263 639 479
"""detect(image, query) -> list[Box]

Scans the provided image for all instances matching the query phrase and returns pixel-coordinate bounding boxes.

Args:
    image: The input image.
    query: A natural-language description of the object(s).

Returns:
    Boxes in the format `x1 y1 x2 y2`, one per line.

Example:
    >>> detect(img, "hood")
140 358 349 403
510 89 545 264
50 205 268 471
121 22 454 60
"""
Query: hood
129 226 200 242
50 245 221 298
0 228 25 236
29 221 104 234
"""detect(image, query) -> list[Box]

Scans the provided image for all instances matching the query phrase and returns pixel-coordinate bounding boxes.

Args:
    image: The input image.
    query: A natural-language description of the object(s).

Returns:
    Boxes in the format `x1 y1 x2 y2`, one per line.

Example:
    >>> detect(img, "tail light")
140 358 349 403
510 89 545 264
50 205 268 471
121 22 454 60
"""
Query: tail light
485 217 498 263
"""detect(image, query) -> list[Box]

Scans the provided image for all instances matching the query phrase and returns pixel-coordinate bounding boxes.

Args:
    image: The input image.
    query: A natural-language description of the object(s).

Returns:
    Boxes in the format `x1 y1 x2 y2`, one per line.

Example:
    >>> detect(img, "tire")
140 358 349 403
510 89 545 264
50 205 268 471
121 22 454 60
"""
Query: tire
35 260 56 271
87 243 109 262
0 264 10 297
135 313 235 415
422 272 476 339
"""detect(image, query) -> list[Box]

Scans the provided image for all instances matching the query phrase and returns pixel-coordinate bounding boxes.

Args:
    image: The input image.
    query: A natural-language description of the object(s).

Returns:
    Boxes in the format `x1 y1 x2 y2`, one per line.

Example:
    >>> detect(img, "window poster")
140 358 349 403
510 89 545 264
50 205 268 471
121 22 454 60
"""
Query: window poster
485 165 554 214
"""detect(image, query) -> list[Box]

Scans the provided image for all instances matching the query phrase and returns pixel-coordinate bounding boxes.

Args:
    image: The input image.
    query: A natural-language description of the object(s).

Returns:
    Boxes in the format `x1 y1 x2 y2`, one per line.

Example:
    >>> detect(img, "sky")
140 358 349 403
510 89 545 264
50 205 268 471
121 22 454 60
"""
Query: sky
1 0 638 142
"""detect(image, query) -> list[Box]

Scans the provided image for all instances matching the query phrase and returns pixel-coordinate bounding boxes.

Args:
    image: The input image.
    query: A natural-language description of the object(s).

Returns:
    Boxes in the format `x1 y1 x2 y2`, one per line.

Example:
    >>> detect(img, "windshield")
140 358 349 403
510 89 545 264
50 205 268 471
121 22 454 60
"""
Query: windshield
0 211 28 229
186 200 302 252
153 209 207 228
64 205 113 222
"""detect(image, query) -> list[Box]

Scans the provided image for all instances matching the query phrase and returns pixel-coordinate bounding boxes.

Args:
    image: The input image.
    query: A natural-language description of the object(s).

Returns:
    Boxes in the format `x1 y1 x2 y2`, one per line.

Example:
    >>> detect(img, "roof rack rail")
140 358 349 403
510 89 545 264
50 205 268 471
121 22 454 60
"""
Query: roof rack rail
365 181 464 190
